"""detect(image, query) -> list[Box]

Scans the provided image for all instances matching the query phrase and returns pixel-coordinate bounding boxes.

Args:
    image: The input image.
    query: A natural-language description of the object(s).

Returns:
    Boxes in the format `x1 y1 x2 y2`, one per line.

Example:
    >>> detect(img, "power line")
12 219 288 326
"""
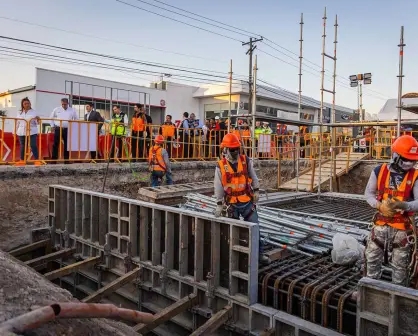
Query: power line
131 0 253 38
0 16 225 64
0 35 239 80
114 0 243 42
149 0 262 37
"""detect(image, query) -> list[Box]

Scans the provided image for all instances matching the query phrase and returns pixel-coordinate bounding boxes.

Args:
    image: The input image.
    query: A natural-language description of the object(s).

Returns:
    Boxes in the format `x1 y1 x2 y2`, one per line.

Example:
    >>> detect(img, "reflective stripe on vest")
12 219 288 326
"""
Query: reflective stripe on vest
218 155 253 204
162 124 175 138
111 113 127 136
375 163 418 230
132 115 145 132
148 145 166 172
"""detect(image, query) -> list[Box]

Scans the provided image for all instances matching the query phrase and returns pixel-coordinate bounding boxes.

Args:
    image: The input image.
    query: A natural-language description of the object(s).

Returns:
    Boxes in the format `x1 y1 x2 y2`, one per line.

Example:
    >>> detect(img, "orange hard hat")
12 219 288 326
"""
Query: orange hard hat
154 135 165 144
392 135 418 160
221 133 241 149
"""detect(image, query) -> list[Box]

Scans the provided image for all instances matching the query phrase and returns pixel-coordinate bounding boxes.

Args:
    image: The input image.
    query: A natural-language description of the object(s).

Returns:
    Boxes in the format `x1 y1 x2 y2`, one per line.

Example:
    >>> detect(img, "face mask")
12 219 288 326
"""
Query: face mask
228 148 239 160
398 159 415 171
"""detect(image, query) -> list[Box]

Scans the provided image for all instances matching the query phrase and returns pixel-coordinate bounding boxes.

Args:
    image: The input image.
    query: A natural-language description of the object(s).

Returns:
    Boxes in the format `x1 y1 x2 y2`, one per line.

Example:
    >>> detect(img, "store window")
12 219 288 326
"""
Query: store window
204 102 237 119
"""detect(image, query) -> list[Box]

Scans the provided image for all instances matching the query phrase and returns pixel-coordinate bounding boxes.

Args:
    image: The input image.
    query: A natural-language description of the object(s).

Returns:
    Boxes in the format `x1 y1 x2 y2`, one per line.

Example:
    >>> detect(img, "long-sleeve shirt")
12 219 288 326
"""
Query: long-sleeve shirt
161 148 171 173
180 118 190 135
365 164 418 211
50 106 78 128
214 156 260 202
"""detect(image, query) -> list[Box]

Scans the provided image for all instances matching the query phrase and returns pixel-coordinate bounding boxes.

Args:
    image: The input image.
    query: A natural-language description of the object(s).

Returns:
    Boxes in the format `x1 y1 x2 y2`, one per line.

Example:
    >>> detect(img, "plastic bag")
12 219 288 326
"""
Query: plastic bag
331 233 363 265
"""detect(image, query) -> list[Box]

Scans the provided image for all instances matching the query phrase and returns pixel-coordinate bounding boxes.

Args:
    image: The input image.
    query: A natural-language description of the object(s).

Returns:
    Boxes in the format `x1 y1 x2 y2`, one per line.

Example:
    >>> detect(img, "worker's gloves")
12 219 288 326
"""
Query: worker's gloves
390 198 410 212
377 200 396 217
214 204 223 218
253 190 260 204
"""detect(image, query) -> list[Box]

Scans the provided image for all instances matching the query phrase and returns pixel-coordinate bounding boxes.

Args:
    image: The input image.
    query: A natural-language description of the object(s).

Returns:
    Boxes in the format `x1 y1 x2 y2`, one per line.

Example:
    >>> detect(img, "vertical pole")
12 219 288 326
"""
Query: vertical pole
248 38 253 116
359 82 363 122
251 55 257 162
228 59 233 132
397 26 405 137
318 7 327 194
296 13 304 193
330 14 338 192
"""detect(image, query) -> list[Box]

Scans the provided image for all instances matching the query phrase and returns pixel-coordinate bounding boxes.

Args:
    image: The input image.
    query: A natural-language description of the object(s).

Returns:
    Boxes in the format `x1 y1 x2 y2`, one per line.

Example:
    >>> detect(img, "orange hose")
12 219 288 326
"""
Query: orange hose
0 302 154 333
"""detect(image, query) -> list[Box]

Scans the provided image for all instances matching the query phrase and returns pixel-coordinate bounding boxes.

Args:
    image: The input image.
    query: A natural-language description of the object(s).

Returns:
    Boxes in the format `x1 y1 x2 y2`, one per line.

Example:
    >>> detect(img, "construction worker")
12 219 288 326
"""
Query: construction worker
131 103 147 161
148 135 173 187
365 135 418 286
109 105 128 161
214 133 260 223
160 114 177 157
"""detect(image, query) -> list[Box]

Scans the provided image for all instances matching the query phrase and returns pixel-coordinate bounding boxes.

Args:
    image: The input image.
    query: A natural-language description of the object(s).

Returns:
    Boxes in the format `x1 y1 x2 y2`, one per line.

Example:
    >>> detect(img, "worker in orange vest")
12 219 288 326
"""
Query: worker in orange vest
148 135 172 187
214 133 260 222
160 114 177 157
365 135 418 286
131 103 147 161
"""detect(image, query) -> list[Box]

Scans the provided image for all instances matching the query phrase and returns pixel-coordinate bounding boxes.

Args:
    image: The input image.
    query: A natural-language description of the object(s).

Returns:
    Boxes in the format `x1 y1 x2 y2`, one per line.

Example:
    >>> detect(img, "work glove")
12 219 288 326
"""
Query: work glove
214 204 223 218
377 199 396 217
390 198 410 211
253 190 260 204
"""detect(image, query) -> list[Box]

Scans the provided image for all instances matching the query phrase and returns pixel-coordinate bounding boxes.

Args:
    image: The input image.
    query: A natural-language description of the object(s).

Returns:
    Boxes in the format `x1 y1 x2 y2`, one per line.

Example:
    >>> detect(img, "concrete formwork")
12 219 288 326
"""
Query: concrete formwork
357 277 418 336
48 185 261 334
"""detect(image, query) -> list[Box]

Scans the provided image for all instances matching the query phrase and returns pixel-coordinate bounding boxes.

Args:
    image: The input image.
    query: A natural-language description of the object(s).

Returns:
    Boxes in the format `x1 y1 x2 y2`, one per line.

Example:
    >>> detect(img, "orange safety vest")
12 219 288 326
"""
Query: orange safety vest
148 146 166 172
375 163 418 230
232 129 242 141
132 115 146 132
162 123 176 138
218 155 253 204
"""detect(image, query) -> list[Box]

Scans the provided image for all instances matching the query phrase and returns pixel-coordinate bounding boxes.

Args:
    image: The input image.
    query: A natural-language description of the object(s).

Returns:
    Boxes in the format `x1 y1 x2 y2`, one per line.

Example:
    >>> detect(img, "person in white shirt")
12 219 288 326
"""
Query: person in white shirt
15 97 41 166
50 98 78 163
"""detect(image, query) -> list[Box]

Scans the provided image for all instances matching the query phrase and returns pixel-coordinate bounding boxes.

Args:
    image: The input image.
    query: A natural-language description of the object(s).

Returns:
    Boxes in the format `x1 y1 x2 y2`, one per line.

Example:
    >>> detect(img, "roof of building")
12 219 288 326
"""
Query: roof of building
0 85 36 97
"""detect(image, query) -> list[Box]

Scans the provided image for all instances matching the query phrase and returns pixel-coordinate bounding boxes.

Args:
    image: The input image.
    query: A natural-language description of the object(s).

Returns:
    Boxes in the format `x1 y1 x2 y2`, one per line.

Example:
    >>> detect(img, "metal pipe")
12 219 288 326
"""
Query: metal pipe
397 26 405 136
228 59 232 133
251 55 257 161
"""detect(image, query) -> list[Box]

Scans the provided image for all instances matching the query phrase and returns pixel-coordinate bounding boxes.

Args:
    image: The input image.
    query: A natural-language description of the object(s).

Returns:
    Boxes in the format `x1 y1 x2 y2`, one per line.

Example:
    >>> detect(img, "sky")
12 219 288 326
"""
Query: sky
0 0 417 115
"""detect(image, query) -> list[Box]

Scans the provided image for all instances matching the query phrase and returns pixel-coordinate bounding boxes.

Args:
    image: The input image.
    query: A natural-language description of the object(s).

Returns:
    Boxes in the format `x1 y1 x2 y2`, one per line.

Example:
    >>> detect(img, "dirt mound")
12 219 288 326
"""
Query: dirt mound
0 250 139 336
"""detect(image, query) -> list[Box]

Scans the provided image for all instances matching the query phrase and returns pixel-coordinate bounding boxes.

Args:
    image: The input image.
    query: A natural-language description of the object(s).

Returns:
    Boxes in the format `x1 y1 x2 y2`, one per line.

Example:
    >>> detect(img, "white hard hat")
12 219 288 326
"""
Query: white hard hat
215 116 220 120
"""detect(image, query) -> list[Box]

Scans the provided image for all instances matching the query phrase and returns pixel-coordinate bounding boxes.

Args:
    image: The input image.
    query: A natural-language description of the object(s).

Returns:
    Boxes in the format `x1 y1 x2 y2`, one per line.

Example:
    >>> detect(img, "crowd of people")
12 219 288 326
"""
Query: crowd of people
12 96 304 166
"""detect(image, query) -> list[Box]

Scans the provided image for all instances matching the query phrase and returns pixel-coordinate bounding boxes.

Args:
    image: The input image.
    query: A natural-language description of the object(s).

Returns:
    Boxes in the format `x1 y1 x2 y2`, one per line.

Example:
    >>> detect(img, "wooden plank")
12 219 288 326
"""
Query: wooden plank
189 306 232 336
44 256 100 281
133 294 198 334
9 239 50 257
82 268 140 303
25 247 76 267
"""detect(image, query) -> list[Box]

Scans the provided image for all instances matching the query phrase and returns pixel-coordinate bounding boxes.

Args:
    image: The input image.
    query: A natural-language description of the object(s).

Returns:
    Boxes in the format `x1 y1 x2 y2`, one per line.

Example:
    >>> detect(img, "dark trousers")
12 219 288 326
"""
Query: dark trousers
90 132 100 160
131 131 145 161
165 136 174 157
182 134 190 158
151 170 173 187
52 127 69 161
18 134 39 160
110 136 123 160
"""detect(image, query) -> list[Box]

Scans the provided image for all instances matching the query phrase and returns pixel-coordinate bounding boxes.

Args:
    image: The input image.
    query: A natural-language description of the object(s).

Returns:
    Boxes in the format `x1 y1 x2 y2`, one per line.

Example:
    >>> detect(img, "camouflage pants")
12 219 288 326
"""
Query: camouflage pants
365 225 411 286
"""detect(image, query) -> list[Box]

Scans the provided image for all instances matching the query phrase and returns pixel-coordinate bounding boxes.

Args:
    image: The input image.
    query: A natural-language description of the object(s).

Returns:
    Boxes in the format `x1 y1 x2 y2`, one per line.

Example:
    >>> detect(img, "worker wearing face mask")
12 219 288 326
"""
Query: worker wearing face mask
213 133 260 223
364 135 418 286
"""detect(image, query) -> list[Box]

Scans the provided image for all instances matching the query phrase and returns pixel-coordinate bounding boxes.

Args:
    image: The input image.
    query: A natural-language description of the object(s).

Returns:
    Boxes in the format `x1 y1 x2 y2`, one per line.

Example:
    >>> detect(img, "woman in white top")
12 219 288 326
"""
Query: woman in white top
15 97 41 166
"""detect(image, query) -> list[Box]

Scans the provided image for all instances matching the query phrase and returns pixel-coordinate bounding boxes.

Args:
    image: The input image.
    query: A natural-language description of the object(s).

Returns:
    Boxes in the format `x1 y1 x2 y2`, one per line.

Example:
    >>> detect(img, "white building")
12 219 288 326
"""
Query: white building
0 68 355 132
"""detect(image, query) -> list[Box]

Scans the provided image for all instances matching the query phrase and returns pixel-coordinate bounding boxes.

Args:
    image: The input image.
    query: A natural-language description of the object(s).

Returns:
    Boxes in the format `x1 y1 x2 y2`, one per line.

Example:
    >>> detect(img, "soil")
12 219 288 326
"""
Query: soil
0 250 140 336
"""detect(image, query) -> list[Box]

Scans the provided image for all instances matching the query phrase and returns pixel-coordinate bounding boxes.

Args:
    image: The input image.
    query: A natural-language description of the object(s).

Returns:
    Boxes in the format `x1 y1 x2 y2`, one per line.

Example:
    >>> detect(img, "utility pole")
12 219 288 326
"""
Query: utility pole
242 37 263 116
296 13 304 193
359 81 363 121
397 26 405 137
251 55 258 162
228 59 233 132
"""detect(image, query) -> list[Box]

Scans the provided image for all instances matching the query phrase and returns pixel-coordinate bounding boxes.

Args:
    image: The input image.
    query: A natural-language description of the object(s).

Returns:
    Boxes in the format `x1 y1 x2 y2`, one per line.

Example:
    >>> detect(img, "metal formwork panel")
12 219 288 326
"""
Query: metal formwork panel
357 277 418 336
273 310 344 336
48 185 259 306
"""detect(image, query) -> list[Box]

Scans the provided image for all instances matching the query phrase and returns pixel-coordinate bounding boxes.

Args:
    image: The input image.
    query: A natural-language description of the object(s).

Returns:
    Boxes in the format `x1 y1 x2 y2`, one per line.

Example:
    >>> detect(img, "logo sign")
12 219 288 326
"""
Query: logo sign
410 147 417 154
341 114 349 120
160 99 166 106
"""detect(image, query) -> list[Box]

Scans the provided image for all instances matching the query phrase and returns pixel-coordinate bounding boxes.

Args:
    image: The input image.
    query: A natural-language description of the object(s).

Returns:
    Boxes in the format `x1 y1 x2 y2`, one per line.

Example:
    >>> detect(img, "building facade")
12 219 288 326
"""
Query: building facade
0 68 355 133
